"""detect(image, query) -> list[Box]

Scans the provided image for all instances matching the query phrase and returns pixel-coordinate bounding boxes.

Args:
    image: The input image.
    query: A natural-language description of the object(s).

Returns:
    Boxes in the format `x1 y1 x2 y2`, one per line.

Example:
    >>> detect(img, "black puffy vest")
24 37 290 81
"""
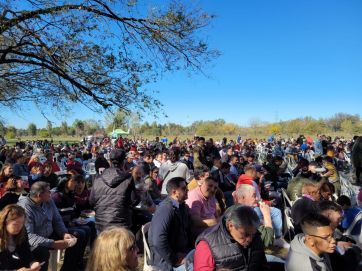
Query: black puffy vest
197 221 266 271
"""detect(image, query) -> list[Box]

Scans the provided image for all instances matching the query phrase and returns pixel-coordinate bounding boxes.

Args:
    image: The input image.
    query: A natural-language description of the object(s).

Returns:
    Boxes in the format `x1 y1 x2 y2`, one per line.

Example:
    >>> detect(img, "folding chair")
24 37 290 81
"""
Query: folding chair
283 207 295 242
281 188 293 208
141 223 157 271
344 211 362 247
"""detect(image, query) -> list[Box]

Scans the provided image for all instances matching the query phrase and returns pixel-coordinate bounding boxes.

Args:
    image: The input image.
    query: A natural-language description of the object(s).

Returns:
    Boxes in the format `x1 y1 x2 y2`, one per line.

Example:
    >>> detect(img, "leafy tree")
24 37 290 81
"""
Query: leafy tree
46 120 52 137
341 119 353 135
105 109 128 132
249 118 262 136
38 128 49 138
5 126 16 139
27 123 37 136
51 127 62 136
73 119 85 136
0 122 5 136
83 119 102 135
0 0 218 116
60 121 69 135
268 123 281 135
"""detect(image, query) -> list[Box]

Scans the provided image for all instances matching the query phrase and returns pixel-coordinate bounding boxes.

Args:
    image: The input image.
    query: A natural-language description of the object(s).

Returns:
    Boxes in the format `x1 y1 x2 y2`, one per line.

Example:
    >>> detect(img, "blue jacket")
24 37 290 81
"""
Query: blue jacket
148 197 192 271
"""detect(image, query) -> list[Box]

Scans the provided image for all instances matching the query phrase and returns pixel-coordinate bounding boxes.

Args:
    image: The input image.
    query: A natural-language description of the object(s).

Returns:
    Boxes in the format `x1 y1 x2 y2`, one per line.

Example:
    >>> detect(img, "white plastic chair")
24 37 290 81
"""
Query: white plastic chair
283 207 295 242
142 223 157 271
281 188 293 208
49 249 63 271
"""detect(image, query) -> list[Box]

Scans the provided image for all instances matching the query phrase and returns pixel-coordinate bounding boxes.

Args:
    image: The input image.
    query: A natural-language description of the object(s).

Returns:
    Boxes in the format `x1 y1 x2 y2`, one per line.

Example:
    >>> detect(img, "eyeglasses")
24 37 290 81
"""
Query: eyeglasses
308 234 335 242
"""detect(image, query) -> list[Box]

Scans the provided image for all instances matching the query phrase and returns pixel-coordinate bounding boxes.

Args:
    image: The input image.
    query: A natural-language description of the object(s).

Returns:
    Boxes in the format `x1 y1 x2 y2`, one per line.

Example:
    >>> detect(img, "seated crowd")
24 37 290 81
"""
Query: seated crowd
0 134 361 271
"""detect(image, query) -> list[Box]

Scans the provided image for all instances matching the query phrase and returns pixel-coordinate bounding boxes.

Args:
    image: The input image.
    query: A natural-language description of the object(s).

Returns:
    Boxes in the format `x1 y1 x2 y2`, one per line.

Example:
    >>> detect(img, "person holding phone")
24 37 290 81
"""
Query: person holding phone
0 204 41 271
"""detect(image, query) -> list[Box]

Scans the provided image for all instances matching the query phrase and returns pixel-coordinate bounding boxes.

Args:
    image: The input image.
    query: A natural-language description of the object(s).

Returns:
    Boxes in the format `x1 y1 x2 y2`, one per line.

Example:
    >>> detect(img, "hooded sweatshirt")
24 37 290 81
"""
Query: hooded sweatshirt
89 167 140 231
286 234 332 271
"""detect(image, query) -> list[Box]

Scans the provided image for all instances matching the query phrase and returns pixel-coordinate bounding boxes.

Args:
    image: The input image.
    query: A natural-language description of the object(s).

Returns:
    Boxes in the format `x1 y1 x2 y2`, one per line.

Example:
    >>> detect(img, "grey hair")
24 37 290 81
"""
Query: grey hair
225 205 260 229
235 184 256 199
30 181 50 198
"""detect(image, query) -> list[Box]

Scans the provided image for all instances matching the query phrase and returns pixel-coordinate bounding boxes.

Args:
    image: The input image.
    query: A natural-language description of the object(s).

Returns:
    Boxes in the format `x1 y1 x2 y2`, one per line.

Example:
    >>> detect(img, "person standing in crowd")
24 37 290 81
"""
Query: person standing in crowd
0 204 41 271
86 226 139 271
148 177 192 271
90 149 140 232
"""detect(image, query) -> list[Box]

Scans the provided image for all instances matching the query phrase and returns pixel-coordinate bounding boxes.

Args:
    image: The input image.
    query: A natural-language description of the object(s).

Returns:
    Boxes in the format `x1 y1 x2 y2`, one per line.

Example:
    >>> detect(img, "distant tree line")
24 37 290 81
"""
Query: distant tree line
1 113 361 139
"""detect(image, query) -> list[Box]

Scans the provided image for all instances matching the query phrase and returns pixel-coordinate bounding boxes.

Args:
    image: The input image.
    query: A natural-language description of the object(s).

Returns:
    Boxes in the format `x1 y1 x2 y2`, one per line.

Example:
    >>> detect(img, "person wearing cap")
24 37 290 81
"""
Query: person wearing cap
89 149 140 232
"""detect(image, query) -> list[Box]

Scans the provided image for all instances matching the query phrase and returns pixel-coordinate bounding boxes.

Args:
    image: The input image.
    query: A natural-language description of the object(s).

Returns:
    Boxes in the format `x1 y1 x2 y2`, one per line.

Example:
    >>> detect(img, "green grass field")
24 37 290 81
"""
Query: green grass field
5 137 81 146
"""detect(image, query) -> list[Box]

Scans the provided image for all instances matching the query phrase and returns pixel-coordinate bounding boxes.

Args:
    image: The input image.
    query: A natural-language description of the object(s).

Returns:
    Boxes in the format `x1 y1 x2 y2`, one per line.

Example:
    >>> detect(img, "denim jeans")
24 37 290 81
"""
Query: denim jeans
254 206 283 238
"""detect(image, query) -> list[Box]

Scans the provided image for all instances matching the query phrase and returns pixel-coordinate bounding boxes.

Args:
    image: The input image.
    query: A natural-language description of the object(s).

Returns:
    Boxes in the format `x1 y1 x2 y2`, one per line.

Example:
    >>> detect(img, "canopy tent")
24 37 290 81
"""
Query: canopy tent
108 128 129 137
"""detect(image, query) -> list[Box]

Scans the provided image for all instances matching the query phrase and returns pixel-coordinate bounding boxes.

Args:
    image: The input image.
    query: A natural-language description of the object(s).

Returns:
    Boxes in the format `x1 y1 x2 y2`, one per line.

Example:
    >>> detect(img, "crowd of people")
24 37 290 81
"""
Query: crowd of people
0 133 362 271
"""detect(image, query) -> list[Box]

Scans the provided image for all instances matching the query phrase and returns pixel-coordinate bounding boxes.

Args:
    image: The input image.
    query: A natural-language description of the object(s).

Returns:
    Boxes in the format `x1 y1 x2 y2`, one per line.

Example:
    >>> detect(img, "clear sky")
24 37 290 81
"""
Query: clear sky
4 0 362 128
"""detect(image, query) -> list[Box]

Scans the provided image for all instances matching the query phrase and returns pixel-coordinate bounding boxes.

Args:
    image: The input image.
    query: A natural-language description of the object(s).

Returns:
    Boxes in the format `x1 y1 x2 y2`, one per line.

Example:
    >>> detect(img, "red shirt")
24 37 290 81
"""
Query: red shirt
193 240 215 270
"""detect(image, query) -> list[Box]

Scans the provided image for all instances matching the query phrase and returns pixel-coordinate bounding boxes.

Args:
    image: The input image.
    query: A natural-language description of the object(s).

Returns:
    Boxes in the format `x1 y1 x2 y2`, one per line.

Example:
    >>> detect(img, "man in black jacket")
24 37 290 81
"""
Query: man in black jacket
148 177 192 271
89 149 140 232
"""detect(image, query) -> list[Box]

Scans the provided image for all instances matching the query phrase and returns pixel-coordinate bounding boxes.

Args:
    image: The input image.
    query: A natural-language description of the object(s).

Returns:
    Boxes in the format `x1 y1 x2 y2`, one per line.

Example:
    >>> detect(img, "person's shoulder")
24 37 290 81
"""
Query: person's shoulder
177 161 188 169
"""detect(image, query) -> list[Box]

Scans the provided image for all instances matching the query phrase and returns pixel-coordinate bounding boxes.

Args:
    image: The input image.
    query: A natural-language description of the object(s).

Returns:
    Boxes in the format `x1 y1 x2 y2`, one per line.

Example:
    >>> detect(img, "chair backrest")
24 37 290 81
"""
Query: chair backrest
345 211 362 234
141 222 155 271
283 207 295 242
281 188 293 208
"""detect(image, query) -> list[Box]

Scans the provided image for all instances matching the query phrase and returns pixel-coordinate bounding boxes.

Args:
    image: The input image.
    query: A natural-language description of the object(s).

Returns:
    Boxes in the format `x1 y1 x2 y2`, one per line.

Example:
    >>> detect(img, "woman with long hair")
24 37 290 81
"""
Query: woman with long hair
86 227 138 271
0 204 40 270
0 163 13 184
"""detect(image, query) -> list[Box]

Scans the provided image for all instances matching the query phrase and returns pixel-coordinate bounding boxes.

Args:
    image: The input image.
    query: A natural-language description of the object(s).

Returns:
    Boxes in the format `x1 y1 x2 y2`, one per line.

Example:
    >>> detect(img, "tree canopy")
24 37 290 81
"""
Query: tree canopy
3 112 360 140
0 0 218 116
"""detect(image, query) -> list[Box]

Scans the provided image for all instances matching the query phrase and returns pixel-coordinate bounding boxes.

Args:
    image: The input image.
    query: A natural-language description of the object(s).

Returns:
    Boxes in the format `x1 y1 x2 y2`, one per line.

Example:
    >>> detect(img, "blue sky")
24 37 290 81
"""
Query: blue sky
4 0 362 128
